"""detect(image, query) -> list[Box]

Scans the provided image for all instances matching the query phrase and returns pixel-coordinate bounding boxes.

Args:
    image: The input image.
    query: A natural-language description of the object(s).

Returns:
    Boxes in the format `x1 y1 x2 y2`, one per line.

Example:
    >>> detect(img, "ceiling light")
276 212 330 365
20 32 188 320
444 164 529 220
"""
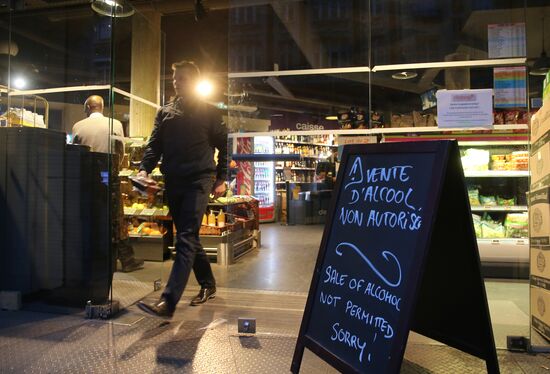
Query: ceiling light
391 71 418 80
13 77 26 89
196 80 214 98
91 0 134 18
325 115 338 121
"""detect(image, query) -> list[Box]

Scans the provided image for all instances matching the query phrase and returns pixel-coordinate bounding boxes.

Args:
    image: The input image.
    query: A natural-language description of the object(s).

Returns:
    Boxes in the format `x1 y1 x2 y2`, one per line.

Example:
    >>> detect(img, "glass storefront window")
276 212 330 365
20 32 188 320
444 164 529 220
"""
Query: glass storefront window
0 1 165 314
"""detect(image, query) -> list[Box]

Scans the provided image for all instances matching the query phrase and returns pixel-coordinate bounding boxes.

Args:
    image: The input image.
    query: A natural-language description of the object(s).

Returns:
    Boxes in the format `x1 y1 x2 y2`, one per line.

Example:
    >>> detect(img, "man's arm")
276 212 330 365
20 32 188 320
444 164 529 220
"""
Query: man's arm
139 110 164 176
210 109 228 197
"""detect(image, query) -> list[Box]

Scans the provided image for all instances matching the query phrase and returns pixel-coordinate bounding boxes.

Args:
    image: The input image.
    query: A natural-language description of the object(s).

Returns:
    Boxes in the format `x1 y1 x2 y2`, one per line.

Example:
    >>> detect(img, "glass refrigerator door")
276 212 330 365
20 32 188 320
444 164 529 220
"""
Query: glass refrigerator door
254 136 275 222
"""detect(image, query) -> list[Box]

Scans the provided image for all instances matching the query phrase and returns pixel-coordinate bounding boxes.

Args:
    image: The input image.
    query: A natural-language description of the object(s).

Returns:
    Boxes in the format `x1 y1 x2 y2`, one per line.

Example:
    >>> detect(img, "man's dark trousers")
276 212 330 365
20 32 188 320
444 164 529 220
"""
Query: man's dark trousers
162 176 216 310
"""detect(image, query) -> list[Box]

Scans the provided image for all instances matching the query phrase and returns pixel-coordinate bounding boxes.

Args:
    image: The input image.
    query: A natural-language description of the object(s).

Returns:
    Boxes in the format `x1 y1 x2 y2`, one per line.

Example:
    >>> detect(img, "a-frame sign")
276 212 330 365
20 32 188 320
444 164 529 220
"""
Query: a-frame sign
291 140 499 373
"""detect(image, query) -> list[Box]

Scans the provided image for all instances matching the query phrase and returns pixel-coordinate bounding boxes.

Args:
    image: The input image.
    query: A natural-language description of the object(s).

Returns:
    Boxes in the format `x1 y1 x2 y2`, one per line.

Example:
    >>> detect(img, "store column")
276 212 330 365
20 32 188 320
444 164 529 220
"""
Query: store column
129 11 161 137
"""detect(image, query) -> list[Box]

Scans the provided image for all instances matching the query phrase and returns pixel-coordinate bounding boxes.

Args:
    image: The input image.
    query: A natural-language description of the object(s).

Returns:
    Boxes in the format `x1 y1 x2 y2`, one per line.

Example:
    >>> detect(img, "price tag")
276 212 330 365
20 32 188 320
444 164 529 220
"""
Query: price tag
124 207 136 215
141 208 156 216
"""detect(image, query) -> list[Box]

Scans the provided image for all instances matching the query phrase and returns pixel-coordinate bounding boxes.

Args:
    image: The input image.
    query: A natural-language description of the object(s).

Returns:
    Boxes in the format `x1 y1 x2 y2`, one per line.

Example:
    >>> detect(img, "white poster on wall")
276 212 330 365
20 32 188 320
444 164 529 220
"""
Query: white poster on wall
488 23 526 58
436 89 494 129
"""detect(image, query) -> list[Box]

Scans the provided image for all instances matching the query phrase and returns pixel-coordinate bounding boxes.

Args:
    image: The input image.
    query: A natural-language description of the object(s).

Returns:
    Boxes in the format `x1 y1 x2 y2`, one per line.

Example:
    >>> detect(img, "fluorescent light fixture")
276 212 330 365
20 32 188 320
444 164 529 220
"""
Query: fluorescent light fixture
91 0 134 17
325 115 338 120
13 77 26 89
196 80 214 97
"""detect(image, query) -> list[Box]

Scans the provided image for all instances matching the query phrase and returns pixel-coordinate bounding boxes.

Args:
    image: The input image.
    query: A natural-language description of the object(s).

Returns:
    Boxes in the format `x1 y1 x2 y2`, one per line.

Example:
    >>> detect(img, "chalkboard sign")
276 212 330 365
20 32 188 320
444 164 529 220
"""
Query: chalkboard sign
292 141 499 374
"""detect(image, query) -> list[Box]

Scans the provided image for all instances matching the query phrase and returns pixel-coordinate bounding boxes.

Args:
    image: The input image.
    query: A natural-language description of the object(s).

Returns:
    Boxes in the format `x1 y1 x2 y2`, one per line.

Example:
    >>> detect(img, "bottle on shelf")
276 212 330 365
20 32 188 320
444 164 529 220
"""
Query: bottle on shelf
208 210 216 227
217 209 225 228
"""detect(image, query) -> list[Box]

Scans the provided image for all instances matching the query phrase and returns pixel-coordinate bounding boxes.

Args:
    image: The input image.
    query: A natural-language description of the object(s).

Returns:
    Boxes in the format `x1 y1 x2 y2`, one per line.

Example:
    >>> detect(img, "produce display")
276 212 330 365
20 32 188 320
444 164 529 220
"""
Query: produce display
472 212 528 239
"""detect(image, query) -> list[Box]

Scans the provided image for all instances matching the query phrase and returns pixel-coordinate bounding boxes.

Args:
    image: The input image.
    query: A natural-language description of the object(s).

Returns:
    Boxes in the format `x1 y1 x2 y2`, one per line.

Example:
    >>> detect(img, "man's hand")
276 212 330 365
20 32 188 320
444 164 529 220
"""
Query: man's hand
212 179 227 198
137 170 148 179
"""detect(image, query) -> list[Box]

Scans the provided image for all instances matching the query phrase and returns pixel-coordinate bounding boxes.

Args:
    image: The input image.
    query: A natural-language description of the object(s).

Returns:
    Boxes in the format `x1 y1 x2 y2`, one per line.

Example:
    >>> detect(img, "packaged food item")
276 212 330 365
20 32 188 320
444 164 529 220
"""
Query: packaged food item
400 114 413 127
391 114 402 128
413 111 427 127
479 195 497 206
497 196 516 206
426 114 437 127
461 148 490 171
494 111 504 124
505 110 519 124
370 111 384 128
504 213 528 238
339 112 353 129
472 214 482 237
468 187 480 206
202 214 208 226
518 111 530 124
481 221 506 238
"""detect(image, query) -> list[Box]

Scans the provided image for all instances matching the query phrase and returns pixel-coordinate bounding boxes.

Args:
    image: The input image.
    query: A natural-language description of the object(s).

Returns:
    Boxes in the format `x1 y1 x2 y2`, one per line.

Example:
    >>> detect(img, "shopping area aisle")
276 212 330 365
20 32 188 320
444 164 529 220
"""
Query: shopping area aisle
0 223 546 373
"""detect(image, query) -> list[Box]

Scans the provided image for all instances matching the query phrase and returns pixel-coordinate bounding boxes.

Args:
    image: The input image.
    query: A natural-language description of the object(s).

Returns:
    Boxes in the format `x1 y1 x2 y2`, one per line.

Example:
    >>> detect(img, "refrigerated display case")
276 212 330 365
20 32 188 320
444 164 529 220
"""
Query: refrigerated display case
253 136 275 222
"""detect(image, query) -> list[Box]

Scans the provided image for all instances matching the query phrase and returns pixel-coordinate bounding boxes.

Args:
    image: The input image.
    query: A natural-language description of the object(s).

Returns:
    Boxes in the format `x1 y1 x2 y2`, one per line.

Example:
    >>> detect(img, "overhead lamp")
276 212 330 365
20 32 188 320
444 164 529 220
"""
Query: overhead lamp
325 115 338 121
391 71 418 80
13 76 27 89
530 17 549 76
196 79 214 98
91 0 134 18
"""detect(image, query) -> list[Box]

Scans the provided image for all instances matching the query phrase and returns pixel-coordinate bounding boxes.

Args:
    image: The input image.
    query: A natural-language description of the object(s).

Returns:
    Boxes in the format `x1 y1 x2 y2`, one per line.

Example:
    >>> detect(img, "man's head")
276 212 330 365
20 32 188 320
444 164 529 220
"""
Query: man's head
84 95 104 117
171 60 201 98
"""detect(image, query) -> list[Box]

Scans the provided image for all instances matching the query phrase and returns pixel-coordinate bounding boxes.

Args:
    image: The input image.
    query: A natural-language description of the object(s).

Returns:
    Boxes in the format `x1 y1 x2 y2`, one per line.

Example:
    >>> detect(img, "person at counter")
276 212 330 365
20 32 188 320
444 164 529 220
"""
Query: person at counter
72 95 144 273
136 61 228 318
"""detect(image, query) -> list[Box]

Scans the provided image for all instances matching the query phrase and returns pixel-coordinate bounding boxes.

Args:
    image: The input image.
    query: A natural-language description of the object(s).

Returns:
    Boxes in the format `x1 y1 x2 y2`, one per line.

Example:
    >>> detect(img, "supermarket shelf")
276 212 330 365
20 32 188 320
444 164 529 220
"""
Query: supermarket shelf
275 139 337 147
129 234 163 239
228 124 528 139
371 124 527 135
276 181 312 184
477 238 529 263
464 170 528 177
275 167 316 171
457 140 529 146
124 208 169 217
471 206 527 212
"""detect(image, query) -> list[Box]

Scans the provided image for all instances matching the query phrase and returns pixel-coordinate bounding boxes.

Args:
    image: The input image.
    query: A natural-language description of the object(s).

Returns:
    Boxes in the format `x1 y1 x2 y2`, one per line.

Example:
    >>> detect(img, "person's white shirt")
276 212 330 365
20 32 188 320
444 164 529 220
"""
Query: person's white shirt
71 112 125 154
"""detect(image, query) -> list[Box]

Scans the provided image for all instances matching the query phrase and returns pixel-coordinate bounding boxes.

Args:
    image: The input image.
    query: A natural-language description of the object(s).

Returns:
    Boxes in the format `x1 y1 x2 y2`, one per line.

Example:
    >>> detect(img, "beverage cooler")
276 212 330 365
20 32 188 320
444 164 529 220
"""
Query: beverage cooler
253 136 275 222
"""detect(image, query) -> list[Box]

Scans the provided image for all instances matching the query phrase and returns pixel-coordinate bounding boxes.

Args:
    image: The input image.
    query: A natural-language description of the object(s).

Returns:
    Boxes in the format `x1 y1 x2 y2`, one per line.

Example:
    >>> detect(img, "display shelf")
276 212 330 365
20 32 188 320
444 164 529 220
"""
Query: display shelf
276 181 312 184
275 167 316 171
471 205 528 212
228 124 528 139
457 140 529 146
275 139 337 147
129 234 163 239
464 170 528 177
124 207 169 217
476 238 529 263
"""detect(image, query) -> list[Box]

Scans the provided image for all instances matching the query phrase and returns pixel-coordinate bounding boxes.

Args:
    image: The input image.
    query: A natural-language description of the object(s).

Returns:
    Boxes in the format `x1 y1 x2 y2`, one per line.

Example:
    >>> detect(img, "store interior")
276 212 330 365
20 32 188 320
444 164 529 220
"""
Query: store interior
1 0 550 352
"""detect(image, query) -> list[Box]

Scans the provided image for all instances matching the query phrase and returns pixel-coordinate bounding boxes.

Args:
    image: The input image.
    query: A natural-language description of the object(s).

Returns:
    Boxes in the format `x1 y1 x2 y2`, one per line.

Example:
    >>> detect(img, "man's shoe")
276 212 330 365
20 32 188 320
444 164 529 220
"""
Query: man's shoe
121 258 145 273
190 287 216 306
137 298 174 318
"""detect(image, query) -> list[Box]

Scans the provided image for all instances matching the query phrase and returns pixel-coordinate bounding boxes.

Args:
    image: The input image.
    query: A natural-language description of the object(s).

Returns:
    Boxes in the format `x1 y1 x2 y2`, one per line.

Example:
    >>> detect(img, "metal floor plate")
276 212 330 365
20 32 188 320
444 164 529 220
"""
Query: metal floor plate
1 287 550 373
